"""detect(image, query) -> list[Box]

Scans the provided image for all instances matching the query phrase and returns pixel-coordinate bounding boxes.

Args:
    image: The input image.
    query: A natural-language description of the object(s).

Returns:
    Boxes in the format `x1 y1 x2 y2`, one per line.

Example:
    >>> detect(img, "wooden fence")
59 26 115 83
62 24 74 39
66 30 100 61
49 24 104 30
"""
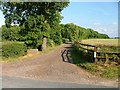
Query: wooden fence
75 42 120 64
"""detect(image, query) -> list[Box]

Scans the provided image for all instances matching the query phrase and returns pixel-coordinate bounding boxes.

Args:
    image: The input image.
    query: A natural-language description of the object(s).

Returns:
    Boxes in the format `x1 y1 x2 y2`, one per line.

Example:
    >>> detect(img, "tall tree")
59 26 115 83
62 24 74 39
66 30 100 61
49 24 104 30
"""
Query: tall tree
0 1 69 49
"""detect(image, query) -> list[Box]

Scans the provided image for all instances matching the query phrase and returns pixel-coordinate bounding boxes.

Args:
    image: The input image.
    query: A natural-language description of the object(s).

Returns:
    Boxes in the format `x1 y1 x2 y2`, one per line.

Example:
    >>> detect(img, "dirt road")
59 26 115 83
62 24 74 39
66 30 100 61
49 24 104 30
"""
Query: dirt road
2 43 118 88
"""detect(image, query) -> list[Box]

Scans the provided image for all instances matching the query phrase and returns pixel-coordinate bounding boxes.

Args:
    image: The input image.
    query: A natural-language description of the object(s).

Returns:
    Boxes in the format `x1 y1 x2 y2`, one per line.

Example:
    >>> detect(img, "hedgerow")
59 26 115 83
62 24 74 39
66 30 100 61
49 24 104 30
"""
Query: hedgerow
2 41 27 58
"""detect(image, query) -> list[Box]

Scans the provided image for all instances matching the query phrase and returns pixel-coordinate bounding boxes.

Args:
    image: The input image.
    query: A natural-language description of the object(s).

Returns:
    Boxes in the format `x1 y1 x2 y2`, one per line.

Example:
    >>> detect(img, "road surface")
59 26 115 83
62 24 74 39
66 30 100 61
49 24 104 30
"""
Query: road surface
2 76 113 88
2 43 118 88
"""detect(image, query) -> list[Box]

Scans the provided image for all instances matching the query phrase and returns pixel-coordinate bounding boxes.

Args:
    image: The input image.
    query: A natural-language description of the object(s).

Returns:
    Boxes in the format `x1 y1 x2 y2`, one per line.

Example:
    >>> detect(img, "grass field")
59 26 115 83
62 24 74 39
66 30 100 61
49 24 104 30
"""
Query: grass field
80 39 119 52
81 39 119 47
72 39 120 79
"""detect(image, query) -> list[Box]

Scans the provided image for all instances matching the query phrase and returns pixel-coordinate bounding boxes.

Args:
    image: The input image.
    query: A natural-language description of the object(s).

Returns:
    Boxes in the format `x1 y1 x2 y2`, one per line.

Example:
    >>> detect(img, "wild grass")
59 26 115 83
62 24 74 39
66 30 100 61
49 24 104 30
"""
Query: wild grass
79 39 119 53
100 66 119 79
81 39 119 47
71 44 119 79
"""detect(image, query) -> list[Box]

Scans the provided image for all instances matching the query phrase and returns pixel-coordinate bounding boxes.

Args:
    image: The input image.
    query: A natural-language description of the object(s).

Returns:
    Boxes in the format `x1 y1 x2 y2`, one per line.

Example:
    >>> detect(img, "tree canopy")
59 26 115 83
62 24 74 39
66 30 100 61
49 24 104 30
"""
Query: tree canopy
0 2 109 49
0 2 69 48
0 2 69 27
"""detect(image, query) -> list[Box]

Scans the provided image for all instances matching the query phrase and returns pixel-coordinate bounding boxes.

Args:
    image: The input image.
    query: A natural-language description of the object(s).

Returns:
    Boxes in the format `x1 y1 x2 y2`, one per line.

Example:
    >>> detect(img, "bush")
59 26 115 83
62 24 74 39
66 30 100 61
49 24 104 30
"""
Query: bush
53 32 62 45
2 25 20 41
2 41 27 58
62 38 69 43
47 39 55 47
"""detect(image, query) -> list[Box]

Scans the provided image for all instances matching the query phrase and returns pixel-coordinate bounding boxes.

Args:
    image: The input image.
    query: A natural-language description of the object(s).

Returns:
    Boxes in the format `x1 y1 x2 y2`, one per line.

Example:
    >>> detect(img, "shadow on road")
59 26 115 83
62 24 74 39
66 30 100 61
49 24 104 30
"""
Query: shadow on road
61 45 73 63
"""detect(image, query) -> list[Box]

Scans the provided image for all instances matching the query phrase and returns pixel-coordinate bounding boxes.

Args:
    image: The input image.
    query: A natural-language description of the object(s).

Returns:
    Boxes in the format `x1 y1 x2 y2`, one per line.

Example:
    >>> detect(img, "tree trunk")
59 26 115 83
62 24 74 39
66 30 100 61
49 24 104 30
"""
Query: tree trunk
42 36 47 50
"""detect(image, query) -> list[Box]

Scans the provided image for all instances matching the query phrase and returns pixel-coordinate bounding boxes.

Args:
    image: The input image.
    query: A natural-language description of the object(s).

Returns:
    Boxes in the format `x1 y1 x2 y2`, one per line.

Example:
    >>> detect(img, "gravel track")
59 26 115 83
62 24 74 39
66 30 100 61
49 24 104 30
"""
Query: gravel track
2 43 118 88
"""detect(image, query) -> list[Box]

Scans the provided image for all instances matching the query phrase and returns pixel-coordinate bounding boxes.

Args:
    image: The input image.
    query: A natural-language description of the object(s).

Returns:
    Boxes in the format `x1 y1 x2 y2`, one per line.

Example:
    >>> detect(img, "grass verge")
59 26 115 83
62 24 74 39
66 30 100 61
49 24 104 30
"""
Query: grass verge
71 44 119 79
1 45 61 63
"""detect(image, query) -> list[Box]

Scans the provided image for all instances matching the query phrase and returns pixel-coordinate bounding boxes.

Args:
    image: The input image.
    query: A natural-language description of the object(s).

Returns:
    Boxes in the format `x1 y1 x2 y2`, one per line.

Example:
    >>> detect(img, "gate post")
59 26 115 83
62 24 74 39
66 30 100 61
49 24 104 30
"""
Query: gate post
94 46 97 63
105 53 109 64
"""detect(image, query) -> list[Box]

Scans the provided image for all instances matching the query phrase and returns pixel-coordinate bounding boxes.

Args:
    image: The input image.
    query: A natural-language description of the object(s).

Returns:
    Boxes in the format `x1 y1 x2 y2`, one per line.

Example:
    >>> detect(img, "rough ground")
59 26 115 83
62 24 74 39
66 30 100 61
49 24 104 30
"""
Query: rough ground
2 43 118 88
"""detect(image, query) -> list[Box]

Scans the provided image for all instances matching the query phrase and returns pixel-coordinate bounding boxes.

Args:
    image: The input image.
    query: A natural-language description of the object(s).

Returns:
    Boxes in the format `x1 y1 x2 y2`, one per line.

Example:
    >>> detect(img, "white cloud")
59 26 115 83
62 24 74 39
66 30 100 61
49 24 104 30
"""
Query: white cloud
94 25 118 37
112 22 117 25
93 22 101 25
103 28 107 32
97 28 107 32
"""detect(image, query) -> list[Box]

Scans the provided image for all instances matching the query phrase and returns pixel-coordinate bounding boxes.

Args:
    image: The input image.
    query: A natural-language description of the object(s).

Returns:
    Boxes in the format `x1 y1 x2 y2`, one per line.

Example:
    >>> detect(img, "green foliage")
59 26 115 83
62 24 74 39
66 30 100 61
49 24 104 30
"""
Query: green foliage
61 23 109 42
52 32 62 45
72 44 89 64
2 41 27 58
19 24 43 49
71 43 119 79
1 2 109 49
71 45 95 69
47 39 55 47
49 23 62 45
0 2 69 27
82 63 98 72
100 67 118 79
2 25 20 41
71 45 97 73
0 2 69 48
62 38 69 43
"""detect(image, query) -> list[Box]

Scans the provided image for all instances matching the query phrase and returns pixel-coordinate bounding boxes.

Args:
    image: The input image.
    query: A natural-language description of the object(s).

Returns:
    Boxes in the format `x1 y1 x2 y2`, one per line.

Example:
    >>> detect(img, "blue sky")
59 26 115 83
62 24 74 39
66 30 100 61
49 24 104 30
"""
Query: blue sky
61 2 118 37
0 1 118 37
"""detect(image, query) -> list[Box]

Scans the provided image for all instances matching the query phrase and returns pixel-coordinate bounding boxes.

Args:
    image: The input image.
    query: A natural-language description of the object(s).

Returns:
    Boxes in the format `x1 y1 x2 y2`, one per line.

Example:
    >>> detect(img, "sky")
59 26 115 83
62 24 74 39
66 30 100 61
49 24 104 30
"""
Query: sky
0 1 118 37
61 2 118 37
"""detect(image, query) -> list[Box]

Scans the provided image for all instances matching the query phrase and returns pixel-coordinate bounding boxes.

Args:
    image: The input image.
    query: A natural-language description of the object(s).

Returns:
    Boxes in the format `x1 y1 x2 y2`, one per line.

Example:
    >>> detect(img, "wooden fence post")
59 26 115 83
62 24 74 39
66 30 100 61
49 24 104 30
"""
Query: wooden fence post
105 53 109 64
86 46 88 53
85 46 88 53
94 47 97 63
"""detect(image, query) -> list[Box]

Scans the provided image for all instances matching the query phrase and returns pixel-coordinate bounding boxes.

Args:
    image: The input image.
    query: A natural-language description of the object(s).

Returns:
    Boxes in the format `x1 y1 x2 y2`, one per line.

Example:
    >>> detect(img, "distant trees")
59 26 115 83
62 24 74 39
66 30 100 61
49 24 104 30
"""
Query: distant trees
61 23 109 42
1 22 109 49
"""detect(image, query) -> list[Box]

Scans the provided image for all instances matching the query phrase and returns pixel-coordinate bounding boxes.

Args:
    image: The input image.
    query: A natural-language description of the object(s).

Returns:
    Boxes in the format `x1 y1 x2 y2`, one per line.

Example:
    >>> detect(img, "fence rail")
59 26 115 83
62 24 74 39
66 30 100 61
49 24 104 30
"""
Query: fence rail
75 41 120 64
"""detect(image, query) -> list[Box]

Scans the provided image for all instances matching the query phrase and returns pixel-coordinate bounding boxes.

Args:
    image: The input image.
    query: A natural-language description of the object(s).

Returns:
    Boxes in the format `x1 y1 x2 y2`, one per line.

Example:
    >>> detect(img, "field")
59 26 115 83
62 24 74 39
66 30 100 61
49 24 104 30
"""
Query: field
80 39 119 53
72 39 120 79
81 39 119 47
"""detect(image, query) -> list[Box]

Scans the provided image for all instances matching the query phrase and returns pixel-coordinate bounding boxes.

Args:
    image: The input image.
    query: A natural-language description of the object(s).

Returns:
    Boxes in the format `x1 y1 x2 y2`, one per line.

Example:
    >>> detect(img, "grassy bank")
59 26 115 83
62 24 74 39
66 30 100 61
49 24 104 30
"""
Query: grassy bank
71 44 119 79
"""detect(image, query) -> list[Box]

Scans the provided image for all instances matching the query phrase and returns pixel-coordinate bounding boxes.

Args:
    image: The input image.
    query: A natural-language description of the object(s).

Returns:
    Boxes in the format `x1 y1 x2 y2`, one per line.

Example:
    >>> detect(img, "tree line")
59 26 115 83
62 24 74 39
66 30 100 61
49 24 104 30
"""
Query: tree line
1 23 109 48
0 2 109 50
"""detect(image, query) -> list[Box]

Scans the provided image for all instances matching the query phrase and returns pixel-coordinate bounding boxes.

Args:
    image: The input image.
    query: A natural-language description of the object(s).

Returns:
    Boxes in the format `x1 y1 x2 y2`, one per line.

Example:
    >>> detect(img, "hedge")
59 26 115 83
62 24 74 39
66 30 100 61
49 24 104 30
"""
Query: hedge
47 39 55 47
2 41 27 58
62 38 69 43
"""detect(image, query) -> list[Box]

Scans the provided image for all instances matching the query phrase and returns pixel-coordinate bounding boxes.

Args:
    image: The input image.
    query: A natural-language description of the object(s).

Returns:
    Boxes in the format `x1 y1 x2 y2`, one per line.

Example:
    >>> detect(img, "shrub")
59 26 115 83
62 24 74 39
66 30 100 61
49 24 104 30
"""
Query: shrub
2 25 20 41
47 39 55 47
62 38 69 43
53 32 62 45
2 41 27 58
